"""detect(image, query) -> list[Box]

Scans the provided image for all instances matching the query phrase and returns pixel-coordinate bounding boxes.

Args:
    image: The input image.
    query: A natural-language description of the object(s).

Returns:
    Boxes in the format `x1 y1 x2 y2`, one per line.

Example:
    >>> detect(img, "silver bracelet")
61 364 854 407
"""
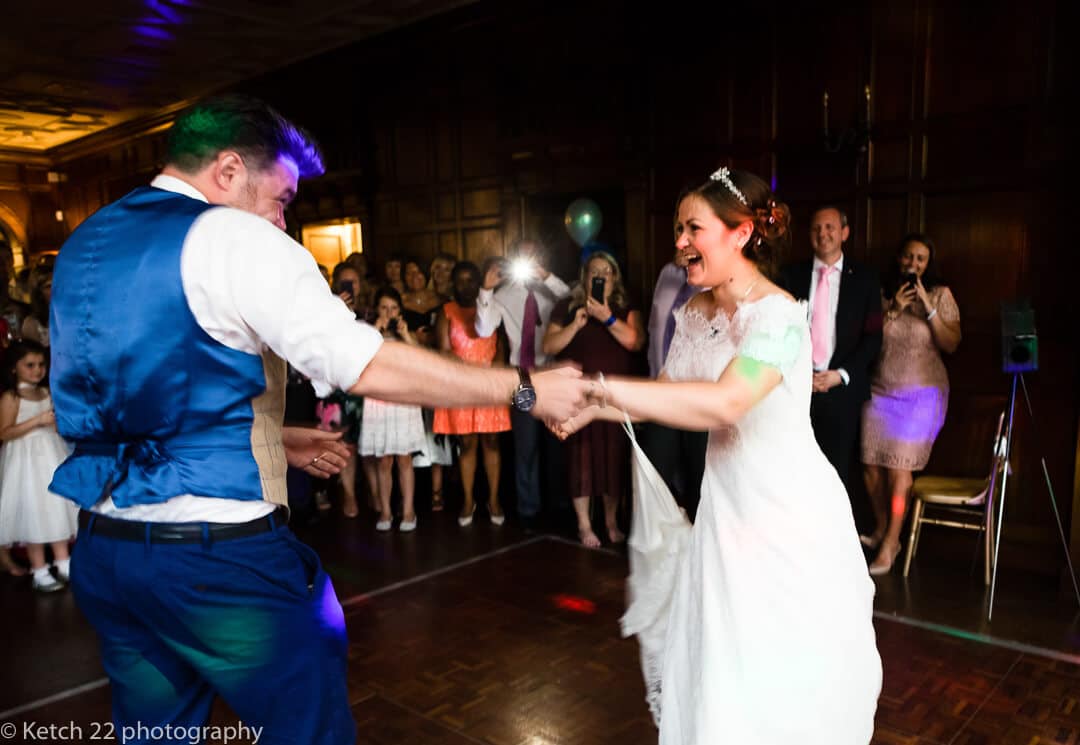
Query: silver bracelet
596 372 609 409
926 308 938 321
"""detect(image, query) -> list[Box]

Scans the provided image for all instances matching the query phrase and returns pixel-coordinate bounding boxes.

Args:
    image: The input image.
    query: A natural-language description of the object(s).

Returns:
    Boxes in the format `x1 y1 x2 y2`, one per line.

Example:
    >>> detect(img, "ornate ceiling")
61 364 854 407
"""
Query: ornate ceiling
0 0 476 155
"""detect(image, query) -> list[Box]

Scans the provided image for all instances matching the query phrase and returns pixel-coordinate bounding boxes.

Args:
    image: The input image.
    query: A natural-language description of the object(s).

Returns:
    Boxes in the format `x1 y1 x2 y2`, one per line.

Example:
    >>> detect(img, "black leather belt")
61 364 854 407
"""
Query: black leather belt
78 507 288 544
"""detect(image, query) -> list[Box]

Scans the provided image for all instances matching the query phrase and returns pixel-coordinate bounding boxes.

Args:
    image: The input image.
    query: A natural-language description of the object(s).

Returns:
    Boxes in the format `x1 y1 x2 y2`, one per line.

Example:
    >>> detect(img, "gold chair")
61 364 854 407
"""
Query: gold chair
902 412 1007 584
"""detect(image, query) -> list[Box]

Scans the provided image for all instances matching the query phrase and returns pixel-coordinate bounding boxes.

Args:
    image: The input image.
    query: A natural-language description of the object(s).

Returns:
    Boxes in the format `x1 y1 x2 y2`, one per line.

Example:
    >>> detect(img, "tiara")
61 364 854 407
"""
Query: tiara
709 167 747 205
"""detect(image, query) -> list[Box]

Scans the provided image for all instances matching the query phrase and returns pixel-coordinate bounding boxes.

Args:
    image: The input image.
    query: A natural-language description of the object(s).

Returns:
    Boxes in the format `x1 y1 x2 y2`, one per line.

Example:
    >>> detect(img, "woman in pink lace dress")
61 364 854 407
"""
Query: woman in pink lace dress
860 233 962 574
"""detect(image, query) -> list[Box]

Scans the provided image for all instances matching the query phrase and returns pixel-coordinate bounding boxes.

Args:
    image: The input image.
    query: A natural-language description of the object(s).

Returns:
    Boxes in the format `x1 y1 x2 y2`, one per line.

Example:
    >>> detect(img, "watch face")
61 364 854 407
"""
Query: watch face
513 386 537 412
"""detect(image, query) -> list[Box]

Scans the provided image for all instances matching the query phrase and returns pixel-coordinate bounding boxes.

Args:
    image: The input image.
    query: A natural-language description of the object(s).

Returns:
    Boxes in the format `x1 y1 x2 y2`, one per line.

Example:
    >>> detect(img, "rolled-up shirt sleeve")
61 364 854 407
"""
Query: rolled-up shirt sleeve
182 207 383 397
542 273 570 297
474 287 501 338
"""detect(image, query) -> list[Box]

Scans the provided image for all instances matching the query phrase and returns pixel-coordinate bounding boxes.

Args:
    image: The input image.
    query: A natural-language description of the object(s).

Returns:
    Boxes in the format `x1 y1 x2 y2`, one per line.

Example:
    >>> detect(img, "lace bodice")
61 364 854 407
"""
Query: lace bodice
660 293 810 454
662 293 807 383
875 285 959 390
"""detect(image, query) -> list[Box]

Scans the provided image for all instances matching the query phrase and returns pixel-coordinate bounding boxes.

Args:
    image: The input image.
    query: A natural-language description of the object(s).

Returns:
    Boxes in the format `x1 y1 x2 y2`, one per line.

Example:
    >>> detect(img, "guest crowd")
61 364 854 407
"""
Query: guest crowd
0 204 960 588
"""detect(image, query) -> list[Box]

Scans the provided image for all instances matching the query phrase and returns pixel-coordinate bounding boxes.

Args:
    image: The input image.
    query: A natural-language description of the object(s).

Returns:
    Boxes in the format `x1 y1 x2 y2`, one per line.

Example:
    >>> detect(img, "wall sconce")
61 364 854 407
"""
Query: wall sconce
55 210 64 222
822 85 872 157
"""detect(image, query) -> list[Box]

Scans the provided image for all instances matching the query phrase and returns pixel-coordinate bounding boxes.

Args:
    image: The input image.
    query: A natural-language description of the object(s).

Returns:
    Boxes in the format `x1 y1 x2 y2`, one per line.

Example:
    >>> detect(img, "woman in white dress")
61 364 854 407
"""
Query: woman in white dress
558 169 881 743
360 286 426 532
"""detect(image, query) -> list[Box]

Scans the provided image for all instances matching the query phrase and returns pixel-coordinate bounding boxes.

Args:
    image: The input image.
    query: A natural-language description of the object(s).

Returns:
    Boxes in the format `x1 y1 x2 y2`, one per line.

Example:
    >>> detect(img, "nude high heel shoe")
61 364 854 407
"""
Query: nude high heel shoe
868 541 901 576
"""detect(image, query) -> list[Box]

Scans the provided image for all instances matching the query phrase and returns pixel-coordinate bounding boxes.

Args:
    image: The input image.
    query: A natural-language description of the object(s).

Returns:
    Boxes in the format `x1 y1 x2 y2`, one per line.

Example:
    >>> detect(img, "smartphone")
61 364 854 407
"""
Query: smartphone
590 276 606 303
902 272 918 288
333 280 354 298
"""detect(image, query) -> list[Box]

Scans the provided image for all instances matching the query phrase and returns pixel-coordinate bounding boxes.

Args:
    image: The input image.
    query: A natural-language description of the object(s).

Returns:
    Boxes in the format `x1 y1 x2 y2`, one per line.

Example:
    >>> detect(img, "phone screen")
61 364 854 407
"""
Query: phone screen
590 276 605 302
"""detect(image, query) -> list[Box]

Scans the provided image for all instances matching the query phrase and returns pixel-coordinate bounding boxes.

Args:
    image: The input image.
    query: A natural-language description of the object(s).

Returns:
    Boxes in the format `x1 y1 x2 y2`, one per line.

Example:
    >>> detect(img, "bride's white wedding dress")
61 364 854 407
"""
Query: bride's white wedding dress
624 293 881 744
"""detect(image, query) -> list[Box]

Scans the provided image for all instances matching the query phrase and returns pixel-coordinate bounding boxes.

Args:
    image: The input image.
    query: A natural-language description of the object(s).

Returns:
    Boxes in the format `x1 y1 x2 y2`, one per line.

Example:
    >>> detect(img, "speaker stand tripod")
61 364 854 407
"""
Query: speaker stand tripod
988 373 1080 621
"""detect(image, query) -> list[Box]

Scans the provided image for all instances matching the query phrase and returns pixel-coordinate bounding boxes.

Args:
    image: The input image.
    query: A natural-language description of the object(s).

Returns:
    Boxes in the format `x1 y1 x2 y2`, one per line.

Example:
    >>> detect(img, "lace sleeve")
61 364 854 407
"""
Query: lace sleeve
737 297 806 378
656 304 699 380
933 286 960 324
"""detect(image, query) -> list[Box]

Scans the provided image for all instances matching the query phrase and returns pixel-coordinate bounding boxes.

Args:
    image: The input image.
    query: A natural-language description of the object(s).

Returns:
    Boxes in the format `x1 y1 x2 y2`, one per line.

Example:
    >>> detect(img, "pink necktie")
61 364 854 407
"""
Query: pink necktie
811 266 832 369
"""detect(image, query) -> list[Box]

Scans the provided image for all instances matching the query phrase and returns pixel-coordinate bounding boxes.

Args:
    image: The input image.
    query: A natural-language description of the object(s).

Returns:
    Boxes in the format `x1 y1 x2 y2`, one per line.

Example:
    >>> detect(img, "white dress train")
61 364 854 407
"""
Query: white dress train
622 294 881 744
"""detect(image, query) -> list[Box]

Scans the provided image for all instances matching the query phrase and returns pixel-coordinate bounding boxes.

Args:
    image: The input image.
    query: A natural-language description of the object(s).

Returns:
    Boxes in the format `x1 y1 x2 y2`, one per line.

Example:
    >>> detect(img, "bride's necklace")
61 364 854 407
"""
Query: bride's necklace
738 275 763 301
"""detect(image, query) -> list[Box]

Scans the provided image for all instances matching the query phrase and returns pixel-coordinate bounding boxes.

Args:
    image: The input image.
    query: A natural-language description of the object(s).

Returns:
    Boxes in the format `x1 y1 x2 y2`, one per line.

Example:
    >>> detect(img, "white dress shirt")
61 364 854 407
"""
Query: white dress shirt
647 262 704 378
474 273 571 367
807 253 849 383
94 174 383 522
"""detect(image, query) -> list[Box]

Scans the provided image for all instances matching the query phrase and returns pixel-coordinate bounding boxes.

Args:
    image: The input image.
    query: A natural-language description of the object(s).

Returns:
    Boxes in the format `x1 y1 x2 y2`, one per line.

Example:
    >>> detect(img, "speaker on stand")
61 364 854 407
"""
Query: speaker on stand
988 301 1080 620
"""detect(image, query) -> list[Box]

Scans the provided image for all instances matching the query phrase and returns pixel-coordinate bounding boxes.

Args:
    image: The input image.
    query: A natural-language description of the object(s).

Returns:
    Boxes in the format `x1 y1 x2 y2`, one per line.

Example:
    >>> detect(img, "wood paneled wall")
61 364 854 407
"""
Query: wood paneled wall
255 0 1076 576
0 163 68 258
7 0 1071 574
247 0 1071 572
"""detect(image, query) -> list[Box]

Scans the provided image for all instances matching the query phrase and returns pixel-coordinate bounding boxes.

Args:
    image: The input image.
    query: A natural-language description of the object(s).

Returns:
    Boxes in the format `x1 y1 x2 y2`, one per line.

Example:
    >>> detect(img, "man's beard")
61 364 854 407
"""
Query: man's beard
228 178 259 214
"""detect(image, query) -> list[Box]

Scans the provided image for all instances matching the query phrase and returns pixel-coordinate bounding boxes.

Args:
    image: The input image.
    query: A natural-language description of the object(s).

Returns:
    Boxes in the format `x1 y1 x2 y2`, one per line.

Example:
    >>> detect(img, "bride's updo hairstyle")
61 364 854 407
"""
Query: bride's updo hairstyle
685 168 791 277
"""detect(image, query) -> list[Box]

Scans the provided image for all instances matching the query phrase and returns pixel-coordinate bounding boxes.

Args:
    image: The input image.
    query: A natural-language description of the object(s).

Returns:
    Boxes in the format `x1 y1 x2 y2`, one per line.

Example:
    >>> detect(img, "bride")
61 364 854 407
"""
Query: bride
559 169 881 743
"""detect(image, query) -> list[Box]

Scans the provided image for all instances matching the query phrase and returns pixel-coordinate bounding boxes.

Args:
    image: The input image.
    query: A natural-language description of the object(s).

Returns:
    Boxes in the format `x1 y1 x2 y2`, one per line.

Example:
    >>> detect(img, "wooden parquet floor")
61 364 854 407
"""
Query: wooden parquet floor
4 532 1080 744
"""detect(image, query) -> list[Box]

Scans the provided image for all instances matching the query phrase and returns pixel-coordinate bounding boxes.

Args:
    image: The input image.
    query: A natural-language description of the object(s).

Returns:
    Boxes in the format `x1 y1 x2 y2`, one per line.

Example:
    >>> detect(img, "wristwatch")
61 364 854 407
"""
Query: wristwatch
511 367 537 412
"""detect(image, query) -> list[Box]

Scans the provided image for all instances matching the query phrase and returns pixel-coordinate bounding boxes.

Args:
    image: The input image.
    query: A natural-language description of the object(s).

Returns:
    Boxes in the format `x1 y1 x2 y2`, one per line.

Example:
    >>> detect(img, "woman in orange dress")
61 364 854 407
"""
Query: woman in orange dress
434 261 511 527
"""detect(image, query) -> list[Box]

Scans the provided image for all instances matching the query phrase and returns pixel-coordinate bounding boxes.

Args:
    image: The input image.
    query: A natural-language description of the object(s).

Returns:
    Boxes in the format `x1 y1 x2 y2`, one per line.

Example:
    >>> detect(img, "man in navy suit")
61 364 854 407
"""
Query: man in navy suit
780 206 881 496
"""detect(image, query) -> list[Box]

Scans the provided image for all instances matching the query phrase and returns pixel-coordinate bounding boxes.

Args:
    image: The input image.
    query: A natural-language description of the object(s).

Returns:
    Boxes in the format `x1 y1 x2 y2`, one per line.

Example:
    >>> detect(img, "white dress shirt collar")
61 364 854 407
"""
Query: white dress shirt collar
812 252 844 274
151 173 210 204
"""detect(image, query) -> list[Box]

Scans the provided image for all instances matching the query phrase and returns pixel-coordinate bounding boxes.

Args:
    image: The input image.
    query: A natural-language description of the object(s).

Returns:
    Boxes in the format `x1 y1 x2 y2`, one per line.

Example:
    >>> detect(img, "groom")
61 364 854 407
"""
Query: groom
49 94 591 745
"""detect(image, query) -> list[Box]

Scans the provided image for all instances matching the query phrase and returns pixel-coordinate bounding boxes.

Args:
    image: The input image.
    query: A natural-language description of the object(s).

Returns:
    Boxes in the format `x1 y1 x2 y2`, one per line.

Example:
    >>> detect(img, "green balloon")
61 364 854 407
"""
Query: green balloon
564 198 603 247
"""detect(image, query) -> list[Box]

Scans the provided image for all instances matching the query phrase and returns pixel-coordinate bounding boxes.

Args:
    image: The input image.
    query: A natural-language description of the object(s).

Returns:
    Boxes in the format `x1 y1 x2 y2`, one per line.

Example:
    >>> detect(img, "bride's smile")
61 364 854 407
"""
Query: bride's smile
675 194 753 291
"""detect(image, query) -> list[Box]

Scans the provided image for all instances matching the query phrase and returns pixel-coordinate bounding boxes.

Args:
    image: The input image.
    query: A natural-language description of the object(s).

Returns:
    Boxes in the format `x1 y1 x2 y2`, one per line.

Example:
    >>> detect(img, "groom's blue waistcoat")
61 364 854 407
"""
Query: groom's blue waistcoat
49 186 276 509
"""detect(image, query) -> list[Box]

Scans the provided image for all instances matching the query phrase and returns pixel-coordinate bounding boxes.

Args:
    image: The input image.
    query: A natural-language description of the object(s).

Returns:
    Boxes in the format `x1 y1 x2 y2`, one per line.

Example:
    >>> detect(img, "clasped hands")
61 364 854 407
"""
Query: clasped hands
530 366 611 441
811 370 843 393
281 365 609 477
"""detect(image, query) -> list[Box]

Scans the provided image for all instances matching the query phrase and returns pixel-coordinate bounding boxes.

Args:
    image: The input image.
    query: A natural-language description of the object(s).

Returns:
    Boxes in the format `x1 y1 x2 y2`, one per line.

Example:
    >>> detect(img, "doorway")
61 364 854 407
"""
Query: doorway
300 218 364 271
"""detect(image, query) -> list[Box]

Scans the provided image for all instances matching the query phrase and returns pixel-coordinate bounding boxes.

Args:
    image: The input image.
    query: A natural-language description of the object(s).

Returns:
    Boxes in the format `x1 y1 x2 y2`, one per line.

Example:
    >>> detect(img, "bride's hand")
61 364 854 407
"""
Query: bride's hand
547 406 599 440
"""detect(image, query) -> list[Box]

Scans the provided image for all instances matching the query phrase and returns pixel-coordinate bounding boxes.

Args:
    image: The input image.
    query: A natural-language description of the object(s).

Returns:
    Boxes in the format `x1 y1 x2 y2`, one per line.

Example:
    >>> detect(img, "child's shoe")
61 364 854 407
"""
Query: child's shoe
32 567 65 594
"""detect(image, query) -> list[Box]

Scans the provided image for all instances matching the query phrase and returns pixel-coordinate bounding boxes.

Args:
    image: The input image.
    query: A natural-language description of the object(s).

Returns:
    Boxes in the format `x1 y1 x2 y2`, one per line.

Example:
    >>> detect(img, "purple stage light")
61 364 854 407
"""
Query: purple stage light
873 385 947 444
131 24 176 43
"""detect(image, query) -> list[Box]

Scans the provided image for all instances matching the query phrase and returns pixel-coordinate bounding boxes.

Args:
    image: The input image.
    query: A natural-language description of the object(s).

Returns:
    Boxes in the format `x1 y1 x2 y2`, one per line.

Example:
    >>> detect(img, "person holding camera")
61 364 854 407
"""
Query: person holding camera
359 286 426 532
307 262 368 518
860 232 961 575
475 239 571 530
543 251 645 547
401 257 454 510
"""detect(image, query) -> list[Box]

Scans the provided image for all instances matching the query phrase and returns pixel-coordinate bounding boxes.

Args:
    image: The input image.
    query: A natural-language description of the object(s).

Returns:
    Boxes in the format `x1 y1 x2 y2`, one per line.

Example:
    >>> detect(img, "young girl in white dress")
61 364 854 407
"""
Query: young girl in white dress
557 169 882 744
0 340 77 593
360 286 426 533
